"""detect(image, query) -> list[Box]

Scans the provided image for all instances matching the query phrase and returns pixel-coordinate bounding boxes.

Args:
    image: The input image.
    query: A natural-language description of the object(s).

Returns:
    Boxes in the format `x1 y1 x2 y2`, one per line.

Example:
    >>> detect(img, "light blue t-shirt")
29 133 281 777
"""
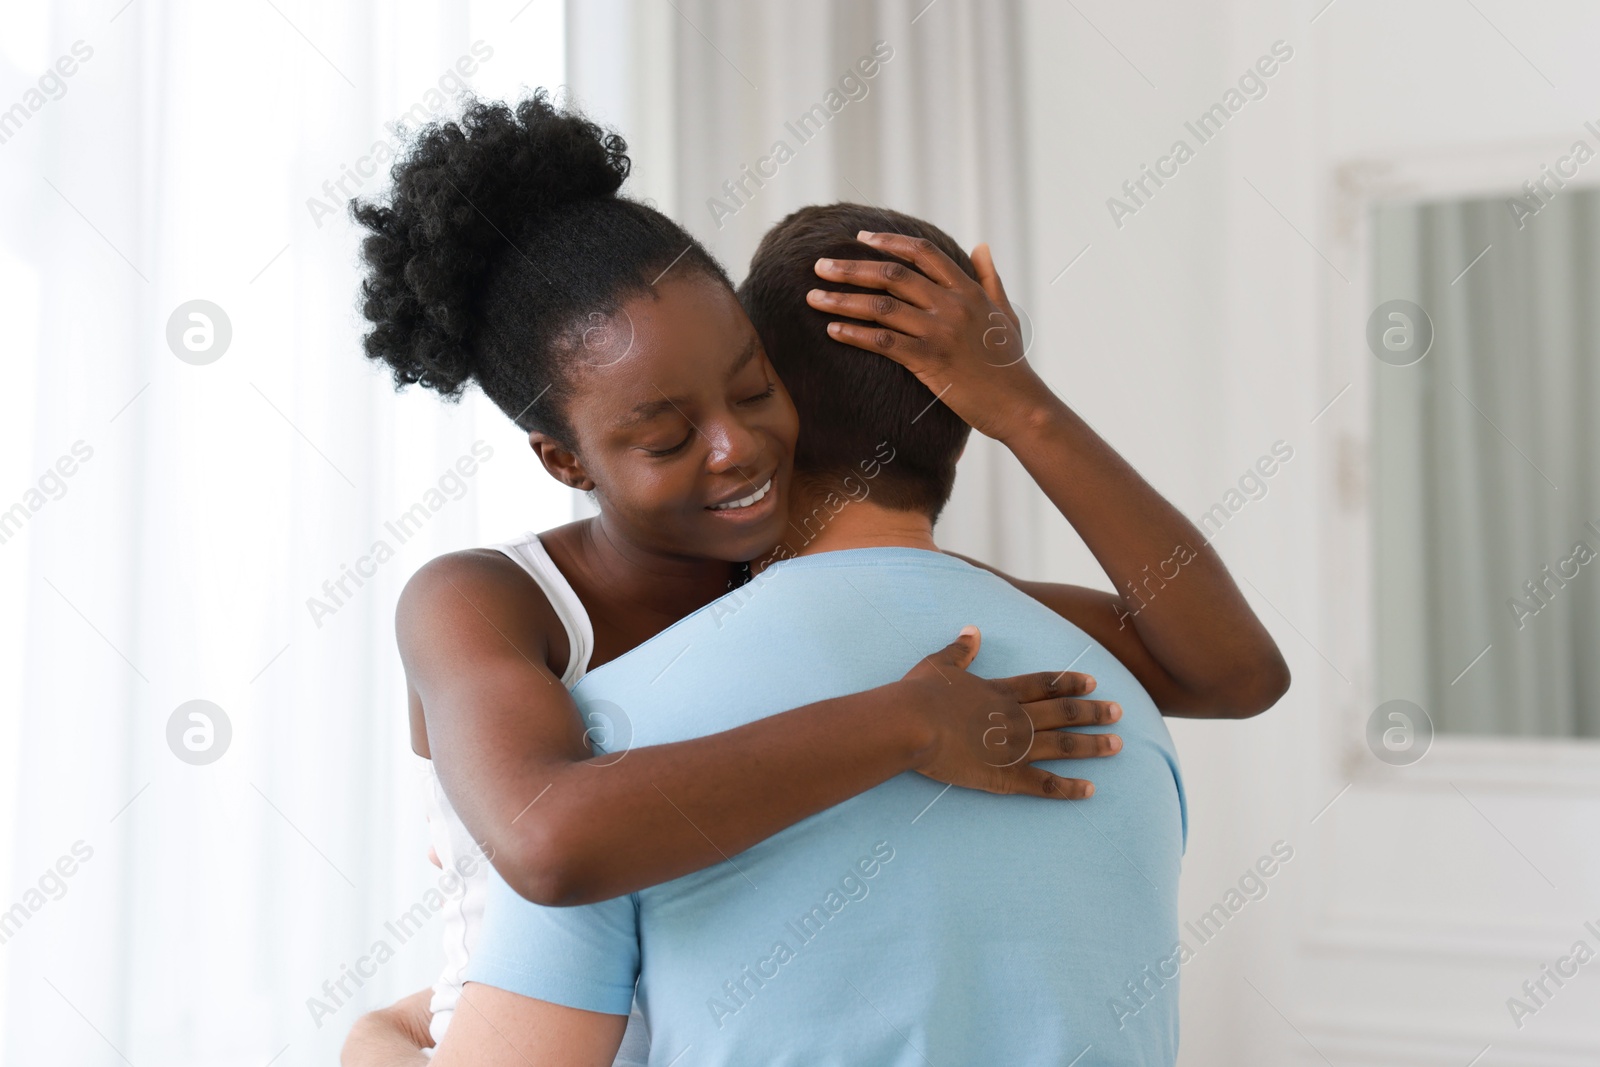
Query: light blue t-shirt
466 547 1187 1066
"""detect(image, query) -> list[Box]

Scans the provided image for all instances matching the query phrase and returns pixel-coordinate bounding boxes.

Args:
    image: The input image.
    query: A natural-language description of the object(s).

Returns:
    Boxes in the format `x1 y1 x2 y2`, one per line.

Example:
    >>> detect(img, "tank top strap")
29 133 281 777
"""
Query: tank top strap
489 531 594 685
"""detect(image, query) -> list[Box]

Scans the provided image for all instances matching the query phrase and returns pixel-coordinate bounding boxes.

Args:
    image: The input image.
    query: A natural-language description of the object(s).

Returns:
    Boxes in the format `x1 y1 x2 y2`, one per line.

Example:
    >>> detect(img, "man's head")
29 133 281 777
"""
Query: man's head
738 204 974 521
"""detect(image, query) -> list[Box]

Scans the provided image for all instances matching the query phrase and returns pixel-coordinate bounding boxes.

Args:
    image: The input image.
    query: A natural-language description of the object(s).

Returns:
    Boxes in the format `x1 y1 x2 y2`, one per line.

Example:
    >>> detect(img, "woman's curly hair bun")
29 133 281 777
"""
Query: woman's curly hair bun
352 91 634 402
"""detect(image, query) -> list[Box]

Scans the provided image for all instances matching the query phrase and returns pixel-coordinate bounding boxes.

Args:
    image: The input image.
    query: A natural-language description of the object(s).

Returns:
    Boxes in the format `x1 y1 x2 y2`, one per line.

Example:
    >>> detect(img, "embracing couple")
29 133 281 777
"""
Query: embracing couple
340 91 1288 1067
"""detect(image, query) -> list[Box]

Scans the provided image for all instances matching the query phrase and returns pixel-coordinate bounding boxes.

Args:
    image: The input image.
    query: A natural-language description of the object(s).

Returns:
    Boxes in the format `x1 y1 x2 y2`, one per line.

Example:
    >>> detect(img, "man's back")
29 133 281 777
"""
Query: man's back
469 547 1186 1066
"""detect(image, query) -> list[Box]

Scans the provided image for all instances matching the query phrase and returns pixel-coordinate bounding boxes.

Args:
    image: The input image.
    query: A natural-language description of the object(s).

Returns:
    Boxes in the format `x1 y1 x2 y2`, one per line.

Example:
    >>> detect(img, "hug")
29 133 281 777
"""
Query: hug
342 91 1288 1067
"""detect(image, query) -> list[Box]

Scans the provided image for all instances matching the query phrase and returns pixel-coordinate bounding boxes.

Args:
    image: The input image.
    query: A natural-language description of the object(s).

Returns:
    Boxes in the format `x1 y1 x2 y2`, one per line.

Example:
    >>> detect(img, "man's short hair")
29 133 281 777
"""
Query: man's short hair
738 203 974 520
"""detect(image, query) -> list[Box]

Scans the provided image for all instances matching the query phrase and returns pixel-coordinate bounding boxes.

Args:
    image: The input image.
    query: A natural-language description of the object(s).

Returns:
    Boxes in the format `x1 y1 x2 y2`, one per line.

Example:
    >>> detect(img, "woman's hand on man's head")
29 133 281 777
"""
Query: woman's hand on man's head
806 232 1061 444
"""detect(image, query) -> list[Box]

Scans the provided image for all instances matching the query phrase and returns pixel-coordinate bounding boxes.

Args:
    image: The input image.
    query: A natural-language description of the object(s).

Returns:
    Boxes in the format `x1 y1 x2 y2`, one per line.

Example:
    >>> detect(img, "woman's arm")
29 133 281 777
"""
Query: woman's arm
403 551 1121 908
341 989 433 1067
945 551 1277 719
808 233 1291 719
947 399 1290 719
341 986 622 1067
431 985 625 1067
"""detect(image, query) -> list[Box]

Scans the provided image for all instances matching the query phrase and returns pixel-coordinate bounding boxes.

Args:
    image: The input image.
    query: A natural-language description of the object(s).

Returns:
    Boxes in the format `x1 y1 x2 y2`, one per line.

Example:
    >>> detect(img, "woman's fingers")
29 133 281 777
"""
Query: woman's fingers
855 231 967 289
806 287 927 334
992 669 1098 703
813 252 943 308
1026 697 1122 729
1027 729 1122 762
926 625 982 672
996 767 1096 799
823 320 927 367
970 242 1020 329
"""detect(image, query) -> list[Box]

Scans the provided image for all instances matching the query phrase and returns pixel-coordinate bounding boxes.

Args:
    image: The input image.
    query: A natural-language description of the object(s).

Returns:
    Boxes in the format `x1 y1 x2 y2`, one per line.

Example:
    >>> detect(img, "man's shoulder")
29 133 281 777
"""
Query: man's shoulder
574 547 1044 693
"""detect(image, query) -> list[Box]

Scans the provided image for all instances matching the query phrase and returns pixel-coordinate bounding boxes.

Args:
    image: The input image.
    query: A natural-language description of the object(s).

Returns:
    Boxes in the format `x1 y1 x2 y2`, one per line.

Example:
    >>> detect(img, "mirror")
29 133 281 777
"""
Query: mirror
1370 187 1600 738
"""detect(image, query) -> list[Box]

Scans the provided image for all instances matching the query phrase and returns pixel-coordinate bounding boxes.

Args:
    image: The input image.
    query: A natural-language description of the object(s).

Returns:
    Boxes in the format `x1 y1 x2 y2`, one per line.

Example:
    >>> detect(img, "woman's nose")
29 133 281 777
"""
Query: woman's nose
703 416 763 473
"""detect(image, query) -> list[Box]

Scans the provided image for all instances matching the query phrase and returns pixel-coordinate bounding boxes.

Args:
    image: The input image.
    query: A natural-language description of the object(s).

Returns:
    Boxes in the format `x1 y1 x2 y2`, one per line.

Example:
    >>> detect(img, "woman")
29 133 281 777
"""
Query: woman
348 92 1123 1059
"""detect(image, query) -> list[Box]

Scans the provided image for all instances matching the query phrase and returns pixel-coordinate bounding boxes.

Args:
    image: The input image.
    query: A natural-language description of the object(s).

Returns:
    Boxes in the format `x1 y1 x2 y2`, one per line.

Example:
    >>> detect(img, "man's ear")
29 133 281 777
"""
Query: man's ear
529 431 596 492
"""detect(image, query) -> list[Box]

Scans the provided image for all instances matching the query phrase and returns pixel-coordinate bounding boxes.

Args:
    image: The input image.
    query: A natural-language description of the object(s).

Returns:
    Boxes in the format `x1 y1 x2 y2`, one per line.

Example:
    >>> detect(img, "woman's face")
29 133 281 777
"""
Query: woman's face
552 274 799 565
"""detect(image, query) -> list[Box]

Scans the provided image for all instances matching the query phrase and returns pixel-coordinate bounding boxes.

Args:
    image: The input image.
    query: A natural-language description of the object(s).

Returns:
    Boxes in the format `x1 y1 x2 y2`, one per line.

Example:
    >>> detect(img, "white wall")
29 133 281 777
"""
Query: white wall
1019 0 1600 1063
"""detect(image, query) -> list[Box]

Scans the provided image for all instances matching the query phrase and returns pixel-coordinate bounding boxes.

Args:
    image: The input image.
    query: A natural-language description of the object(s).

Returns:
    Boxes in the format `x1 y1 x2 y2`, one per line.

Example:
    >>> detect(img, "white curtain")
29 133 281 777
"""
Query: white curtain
567 0 1042 571
0 3 573 1064
1372 189 1600 737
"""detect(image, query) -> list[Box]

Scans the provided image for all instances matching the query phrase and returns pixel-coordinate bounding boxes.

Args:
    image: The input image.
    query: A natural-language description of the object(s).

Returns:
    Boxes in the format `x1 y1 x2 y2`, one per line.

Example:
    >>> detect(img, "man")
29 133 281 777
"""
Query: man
349 204 1285 1065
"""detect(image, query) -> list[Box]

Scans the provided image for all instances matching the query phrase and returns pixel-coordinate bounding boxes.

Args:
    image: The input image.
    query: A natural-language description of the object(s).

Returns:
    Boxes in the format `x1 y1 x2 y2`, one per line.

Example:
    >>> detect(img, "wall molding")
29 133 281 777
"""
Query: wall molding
1298 1015 1600 1067
1339 734 1600 792
1302 913 1597 966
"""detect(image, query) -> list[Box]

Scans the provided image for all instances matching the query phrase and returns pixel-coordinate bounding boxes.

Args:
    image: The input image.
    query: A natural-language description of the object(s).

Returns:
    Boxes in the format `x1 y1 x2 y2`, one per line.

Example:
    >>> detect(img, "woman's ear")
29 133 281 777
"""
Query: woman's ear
529 431 595 492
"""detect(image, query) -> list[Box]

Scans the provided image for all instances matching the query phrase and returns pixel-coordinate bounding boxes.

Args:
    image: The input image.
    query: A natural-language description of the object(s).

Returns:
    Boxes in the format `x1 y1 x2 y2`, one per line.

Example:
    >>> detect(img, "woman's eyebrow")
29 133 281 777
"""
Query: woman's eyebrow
620 395 681 428
620 337 761 427
724 336 759 380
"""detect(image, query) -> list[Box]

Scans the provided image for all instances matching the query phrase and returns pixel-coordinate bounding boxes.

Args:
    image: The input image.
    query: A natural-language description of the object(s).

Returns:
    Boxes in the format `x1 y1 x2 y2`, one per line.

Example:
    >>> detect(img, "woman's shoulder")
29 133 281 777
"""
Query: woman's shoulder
396 520 598 674
406 544 534 592
397 540 569 643
405 518 592 598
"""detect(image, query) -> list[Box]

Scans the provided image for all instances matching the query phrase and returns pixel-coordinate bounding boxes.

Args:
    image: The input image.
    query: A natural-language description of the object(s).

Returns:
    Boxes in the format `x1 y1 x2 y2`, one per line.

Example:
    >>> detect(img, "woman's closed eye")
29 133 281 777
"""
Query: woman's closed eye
740 382 776 406
638 384 772 456
640 434 692 458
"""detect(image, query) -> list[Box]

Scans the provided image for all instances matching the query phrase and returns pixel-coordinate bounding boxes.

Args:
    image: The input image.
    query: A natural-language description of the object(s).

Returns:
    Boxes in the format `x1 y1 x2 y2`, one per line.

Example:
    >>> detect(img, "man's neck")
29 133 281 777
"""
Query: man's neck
778 486 939 559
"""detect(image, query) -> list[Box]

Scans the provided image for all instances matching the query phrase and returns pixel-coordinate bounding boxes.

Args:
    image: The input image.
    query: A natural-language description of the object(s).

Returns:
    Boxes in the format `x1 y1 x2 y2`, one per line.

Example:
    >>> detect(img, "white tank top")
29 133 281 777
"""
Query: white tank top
425 531 650 1064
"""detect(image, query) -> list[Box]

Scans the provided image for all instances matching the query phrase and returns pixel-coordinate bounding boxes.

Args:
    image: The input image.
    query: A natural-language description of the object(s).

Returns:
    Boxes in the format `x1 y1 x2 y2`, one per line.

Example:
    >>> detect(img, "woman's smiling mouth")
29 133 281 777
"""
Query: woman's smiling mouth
707 477 774 512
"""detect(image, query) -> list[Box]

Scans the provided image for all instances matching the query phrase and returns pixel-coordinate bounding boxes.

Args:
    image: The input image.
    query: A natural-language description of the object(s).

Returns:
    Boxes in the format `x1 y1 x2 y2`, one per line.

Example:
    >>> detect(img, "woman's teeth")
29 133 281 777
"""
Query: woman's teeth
709 478 773 511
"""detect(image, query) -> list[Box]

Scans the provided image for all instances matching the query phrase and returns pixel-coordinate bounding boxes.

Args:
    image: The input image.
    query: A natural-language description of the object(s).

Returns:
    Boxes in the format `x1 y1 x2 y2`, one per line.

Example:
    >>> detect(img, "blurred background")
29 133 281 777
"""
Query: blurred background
1 1 1597 1063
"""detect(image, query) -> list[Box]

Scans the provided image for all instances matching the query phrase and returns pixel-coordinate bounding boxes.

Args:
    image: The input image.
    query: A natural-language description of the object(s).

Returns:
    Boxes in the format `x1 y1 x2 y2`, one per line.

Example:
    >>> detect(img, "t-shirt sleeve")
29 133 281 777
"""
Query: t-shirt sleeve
462 864 640 1016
